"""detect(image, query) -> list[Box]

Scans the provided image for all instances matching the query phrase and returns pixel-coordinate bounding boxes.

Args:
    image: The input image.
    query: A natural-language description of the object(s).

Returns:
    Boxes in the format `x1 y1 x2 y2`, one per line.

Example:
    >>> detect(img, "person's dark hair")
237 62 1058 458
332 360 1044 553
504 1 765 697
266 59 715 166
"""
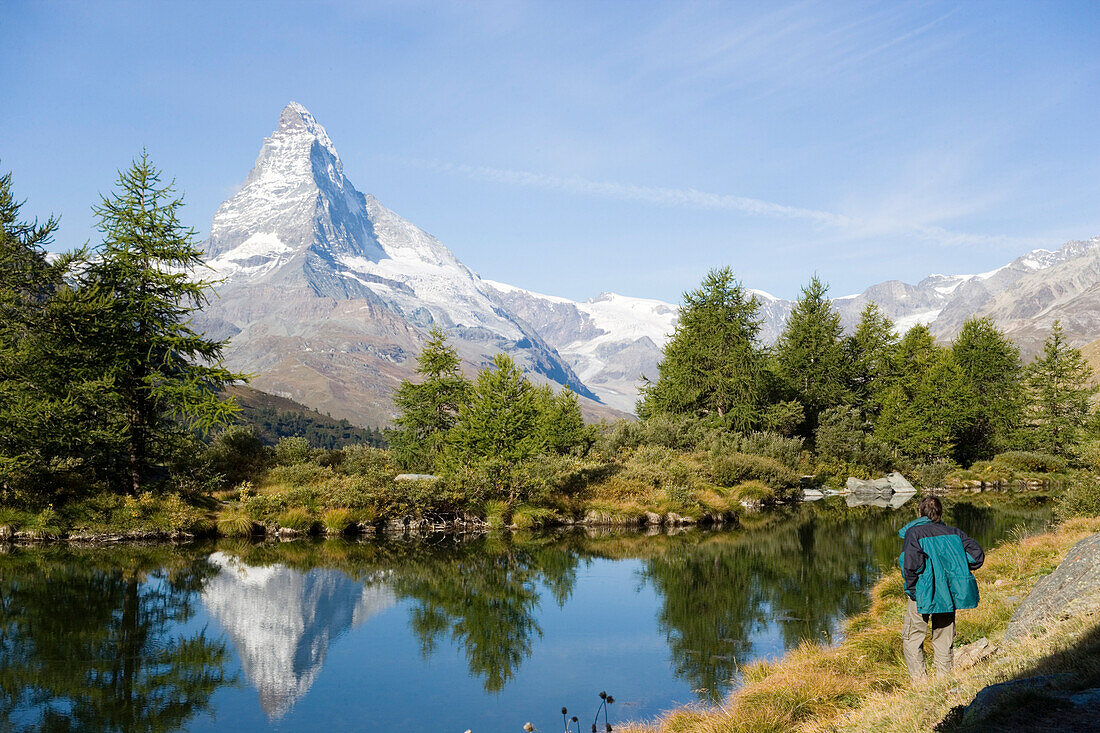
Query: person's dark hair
918 496 943 522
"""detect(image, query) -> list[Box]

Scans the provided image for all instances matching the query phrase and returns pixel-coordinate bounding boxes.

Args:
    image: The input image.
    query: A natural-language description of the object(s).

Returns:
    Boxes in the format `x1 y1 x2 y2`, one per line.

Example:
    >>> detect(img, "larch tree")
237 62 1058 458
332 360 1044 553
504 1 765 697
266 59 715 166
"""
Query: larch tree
845 302 897 419
0 168 116 503
447 353 542 466
638 267 766 431
772 275 850 435
388 327 471 471
951 317 1025 464
875 325 974 461
1025 321 1096 456
79 153 245 493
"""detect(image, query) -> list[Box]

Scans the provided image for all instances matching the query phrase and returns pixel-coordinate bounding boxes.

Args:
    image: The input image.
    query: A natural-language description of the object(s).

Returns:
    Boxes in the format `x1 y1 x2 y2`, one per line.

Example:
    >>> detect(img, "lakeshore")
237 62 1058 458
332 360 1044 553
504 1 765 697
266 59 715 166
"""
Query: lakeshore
622 514 1100 733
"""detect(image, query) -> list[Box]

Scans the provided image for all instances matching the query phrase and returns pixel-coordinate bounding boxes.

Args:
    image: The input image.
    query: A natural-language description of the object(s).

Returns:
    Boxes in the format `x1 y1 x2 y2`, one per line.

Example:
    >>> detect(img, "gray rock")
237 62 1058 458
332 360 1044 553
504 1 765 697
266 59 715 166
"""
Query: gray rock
846 476 894 495
644 511 663 526
886 472 916 492
953 637 997 670
846 472 916 497
960 674 1090 728
395 473 439 482
1004 532 1100 642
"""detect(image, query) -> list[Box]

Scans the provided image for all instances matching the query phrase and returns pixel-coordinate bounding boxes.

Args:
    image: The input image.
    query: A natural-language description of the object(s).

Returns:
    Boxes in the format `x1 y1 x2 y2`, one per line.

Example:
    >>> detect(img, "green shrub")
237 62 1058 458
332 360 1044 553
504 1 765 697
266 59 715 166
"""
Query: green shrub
906 458 959 489
325 474 477 517
815 407 865 463
205 425 271 487
1077 440 1100 473
990 450 1068 474
1056 475 1100 519
710 452 798 490
316 449 346 468
160 493 207 533
276 507 316 532
267 462 331 487
242 492 288 520
339 445 394 475
274 436 313 466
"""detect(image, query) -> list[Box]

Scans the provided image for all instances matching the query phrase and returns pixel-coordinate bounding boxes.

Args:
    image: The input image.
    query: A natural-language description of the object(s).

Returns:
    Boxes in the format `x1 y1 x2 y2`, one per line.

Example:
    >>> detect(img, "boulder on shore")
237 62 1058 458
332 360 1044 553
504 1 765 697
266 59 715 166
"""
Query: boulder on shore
845 472 916 496
1004 531 1100 642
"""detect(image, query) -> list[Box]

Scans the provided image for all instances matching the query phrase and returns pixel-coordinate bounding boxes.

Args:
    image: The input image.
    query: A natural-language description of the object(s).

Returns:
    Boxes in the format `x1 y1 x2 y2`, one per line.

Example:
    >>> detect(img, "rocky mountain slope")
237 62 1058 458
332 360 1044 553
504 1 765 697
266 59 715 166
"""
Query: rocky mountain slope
197 103 615 427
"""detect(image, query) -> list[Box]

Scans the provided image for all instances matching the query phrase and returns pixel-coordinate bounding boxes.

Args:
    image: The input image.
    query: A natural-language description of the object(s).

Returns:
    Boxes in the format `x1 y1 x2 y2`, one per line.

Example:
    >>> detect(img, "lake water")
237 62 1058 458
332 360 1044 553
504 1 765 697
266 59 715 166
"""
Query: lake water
0 494 1050 732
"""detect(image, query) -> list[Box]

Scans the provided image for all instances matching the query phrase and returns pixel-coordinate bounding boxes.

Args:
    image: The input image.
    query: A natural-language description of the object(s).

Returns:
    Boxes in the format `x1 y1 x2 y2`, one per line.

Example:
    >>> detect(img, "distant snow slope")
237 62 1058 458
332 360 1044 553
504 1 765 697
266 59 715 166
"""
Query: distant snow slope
485 281 678 412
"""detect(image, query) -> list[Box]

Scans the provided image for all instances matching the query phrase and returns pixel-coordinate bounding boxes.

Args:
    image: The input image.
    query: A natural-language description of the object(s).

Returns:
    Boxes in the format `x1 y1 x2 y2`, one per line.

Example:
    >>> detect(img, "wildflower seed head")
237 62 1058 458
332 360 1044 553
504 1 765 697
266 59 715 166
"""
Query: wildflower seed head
606 696 614 704
599 691 607 700
572 716 578 722
524 723 535 732
561 707 568 715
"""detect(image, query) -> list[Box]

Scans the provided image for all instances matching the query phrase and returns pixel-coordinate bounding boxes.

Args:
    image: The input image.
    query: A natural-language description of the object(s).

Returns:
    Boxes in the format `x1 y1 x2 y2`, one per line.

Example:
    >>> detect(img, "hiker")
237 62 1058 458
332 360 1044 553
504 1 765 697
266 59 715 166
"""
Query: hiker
898 496 984 681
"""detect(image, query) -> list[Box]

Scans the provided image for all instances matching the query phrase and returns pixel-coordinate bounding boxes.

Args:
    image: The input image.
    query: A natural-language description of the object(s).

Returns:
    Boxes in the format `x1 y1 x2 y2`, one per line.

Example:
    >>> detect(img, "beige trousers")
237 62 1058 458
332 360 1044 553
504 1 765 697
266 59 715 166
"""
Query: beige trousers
902 598 955 680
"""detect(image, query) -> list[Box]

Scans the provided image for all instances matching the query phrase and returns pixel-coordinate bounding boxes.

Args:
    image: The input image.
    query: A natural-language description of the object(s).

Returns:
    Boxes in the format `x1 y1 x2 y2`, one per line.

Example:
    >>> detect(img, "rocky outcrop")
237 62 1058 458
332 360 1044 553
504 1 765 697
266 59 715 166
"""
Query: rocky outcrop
1004 532 1100 642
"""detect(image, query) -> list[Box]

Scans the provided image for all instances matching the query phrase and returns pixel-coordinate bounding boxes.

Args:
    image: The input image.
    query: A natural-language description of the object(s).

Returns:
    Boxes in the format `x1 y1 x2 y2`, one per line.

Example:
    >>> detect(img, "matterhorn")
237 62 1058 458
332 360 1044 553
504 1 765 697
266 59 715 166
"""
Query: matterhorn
197 102 607 427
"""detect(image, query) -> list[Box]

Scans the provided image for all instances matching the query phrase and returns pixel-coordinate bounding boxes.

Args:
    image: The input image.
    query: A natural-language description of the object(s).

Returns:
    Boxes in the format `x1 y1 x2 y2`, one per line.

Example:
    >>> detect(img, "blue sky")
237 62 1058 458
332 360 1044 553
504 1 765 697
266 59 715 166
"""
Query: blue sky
2 0 1098 302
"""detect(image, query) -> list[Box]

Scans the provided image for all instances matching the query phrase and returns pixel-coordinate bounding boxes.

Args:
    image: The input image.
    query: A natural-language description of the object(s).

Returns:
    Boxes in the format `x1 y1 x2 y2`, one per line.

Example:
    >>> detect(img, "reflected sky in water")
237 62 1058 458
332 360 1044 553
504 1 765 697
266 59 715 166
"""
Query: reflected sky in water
0 494 1051 732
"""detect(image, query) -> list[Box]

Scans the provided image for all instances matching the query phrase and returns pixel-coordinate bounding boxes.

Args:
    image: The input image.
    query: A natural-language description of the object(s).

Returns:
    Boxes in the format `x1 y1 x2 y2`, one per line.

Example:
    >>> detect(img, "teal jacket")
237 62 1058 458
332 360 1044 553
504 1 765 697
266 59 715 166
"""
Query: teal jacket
897 517 984 614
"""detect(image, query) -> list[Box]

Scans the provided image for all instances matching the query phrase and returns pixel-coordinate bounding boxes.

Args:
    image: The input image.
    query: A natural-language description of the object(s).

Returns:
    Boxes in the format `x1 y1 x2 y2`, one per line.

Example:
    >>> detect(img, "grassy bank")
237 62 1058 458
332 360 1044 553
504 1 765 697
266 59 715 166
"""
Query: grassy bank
622 515 1100 733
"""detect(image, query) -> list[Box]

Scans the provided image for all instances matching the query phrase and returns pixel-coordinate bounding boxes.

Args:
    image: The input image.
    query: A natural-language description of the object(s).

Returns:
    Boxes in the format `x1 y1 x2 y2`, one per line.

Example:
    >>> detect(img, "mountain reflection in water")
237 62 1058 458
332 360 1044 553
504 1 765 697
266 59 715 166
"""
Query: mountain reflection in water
201 552 395 718
0 495 1052 731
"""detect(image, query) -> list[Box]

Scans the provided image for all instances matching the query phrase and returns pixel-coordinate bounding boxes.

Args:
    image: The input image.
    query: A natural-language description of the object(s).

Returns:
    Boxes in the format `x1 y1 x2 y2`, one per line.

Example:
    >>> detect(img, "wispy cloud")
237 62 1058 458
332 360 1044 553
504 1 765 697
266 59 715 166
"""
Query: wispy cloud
401 158 1042 251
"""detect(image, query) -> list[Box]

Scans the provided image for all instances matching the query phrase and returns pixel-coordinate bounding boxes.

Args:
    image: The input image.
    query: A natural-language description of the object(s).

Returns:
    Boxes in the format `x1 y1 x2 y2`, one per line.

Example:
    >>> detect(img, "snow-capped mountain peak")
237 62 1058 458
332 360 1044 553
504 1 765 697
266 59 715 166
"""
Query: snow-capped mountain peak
278 101 341 169
199 103 602 419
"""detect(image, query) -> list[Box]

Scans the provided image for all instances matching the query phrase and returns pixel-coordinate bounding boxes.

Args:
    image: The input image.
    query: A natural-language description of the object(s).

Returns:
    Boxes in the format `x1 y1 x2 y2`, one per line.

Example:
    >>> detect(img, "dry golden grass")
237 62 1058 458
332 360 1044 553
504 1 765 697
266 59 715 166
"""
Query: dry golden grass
622 516 1100 733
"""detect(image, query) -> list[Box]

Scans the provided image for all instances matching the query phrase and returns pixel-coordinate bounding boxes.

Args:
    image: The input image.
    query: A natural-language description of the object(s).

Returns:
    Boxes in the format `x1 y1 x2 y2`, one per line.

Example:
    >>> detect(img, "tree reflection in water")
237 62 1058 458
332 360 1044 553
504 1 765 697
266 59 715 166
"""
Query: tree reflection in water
0 493 1052 726
391 534 581 692
0 547 234 732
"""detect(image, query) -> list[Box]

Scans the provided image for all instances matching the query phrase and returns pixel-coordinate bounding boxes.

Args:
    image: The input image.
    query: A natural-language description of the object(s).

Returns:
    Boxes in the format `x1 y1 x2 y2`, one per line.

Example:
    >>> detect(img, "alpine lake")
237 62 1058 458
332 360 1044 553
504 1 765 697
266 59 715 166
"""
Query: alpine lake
0 491 1051 732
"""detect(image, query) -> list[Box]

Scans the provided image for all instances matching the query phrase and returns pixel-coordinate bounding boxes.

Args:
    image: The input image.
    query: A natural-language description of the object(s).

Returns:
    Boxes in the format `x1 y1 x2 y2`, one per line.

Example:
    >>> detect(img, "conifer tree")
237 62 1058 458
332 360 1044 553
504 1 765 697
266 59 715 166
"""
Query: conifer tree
0 168 116 502
1025 322 1096 455
448 353 542 465
875 326 973 461
638 267 765 430
534 383 588 455
388 327 471 471
772 275 849 435
79 153 245 492
845 302 897 418
951 317 1025 463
